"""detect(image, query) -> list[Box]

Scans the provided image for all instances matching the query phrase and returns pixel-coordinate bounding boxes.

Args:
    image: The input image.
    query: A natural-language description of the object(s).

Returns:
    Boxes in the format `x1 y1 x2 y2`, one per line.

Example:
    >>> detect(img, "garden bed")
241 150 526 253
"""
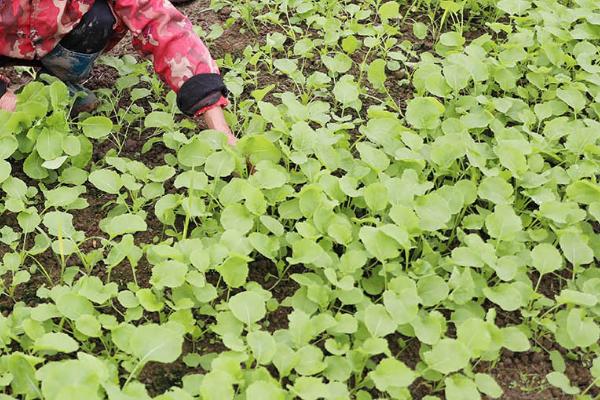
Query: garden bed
0 0 599 399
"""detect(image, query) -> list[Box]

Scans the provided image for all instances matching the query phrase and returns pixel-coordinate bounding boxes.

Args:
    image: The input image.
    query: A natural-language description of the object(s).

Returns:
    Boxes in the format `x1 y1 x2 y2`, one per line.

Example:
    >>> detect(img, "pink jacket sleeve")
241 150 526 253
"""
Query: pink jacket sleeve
111 0 228 114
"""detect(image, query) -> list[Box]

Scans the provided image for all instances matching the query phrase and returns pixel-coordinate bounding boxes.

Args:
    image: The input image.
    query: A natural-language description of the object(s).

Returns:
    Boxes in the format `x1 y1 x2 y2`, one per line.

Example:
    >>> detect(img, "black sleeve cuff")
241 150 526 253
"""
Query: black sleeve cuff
0 81 6 99
177 73 228 116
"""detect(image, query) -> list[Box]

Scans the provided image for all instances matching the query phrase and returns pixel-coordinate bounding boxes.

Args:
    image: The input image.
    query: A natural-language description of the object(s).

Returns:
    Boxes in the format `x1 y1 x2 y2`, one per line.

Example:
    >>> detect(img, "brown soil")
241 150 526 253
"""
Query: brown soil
484 348 596 400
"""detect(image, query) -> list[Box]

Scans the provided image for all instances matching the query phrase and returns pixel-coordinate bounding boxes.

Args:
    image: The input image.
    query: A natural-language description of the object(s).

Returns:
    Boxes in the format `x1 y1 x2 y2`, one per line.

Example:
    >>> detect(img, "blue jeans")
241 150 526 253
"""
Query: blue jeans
40 44 102 83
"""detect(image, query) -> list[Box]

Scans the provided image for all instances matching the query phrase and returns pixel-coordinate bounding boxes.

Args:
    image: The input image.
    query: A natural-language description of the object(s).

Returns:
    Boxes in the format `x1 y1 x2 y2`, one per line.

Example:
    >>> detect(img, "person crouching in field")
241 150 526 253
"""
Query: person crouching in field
0 0 236 145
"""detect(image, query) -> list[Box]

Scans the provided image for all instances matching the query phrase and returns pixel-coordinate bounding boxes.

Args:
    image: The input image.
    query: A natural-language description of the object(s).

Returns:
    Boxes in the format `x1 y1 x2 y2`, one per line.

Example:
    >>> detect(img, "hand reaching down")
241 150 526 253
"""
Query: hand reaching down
203 106 237 146
0 90 16 112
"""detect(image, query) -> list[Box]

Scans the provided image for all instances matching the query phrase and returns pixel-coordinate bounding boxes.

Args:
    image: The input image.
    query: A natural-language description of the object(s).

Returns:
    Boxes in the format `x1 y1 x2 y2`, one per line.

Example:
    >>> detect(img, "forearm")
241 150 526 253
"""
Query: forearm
203 106 237 145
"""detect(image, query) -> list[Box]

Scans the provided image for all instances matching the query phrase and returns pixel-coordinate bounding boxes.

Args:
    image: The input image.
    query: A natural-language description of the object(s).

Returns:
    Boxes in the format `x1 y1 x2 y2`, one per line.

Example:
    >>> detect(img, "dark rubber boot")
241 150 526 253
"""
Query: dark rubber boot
67 83 100 115
38 68 100 115
39 0 114 114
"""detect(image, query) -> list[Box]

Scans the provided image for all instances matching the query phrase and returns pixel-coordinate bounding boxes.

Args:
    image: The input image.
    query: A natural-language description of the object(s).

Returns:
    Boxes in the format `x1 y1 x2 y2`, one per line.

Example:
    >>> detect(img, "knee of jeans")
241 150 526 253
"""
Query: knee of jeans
86 0 116 37
61 0 116 54
86 0 117 36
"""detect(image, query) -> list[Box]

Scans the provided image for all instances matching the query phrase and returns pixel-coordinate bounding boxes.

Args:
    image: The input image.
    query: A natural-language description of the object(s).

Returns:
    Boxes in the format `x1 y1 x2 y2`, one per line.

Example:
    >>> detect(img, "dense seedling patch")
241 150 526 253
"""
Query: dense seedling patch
0 0 599 398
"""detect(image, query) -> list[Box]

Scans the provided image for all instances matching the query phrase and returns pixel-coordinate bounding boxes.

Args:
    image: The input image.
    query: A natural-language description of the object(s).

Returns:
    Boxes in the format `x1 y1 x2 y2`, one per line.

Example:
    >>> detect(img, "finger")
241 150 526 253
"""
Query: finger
227 133 238 146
